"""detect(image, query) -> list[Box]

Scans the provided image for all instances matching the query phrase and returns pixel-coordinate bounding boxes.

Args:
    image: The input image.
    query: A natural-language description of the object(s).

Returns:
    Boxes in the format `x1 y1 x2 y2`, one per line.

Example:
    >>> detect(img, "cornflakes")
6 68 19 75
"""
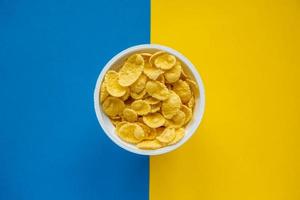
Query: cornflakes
99 50 199 150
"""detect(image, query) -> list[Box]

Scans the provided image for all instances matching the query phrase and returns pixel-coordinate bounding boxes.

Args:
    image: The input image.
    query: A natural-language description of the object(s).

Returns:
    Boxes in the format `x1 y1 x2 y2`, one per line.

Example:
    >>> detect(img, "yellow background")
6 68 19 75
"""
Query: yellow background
151 0 300 199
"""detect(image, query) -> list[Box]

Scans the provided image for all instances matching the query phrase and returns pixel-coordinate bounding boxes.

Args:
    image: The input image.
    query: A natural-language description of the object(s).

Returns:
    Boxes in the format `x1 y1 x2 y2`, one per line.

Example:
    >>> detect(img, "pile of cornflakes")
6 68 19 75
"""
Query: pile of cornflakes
100 51 198 150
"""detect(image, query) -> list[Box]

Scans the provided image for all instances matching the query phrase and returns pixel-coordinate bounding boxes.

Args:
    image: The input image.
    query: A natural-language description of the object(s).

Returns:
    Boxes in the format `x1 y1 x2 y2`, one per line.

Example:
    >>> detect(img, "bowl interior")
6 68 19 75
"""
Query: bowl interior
94 44 205 155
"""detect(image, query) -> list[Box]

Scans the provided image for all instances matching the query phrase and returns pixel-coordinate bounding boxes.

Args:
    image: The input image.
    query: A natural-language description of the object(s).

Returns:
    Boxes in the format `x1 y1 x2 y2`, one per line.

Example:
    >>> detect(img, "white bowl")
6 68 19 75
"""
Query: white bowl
94 44 205 156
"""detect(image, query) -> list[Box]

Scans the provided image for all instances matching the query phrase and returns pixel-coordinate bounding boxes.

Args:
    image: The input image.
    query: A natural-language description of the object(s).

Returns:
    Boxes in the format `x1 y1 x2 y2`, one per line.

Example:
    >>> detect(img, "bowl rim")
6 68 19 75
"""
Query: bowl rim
94 44 205 156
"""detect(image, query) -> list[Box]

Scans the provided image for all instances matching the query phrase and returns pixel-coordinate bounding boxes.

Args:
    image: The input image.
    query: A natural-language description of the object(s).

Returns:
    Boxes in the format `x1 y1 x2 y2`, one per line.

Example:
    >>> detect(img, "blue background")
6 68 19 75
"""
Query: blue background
0 0 150 199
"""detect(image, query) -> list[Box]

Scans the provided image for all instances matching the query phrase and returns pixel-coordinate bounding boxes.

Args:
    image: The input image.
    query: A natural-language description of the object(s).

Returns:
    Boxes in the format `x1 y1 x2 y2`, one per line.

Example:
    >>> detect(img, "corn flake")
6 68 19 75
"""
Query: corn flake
164 62 182 83
137 139 162 150
188 95 195 109
150 102 161 113
171 110 186 126
119 54 144 87
162 91 181 119
117 123 145 143
145 80 170 100
100 81 109 103
144 96 160 105
131 100 151 115
156 127 176 144
130 74 147 93
123 108 137 122
172 80 192 104
181 105 192 125
153 53 176 70
165 110 186 128
168 128 185 145
149 51 164 65
186 78 198 96
105 70 127 97
143 113 165 128
130 88 147 100
181 68 189 79
120 87 130 101
143 62 164 80
102 97 125 117
116 121 127 132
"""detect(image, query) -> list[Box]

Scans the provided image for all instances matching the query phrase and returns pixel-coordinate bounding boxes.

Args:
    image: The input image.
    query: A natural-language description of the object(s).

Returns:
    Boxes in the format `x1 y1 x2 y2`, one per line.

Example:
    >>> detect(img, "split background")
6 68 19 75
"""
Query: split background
0 0 299 199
